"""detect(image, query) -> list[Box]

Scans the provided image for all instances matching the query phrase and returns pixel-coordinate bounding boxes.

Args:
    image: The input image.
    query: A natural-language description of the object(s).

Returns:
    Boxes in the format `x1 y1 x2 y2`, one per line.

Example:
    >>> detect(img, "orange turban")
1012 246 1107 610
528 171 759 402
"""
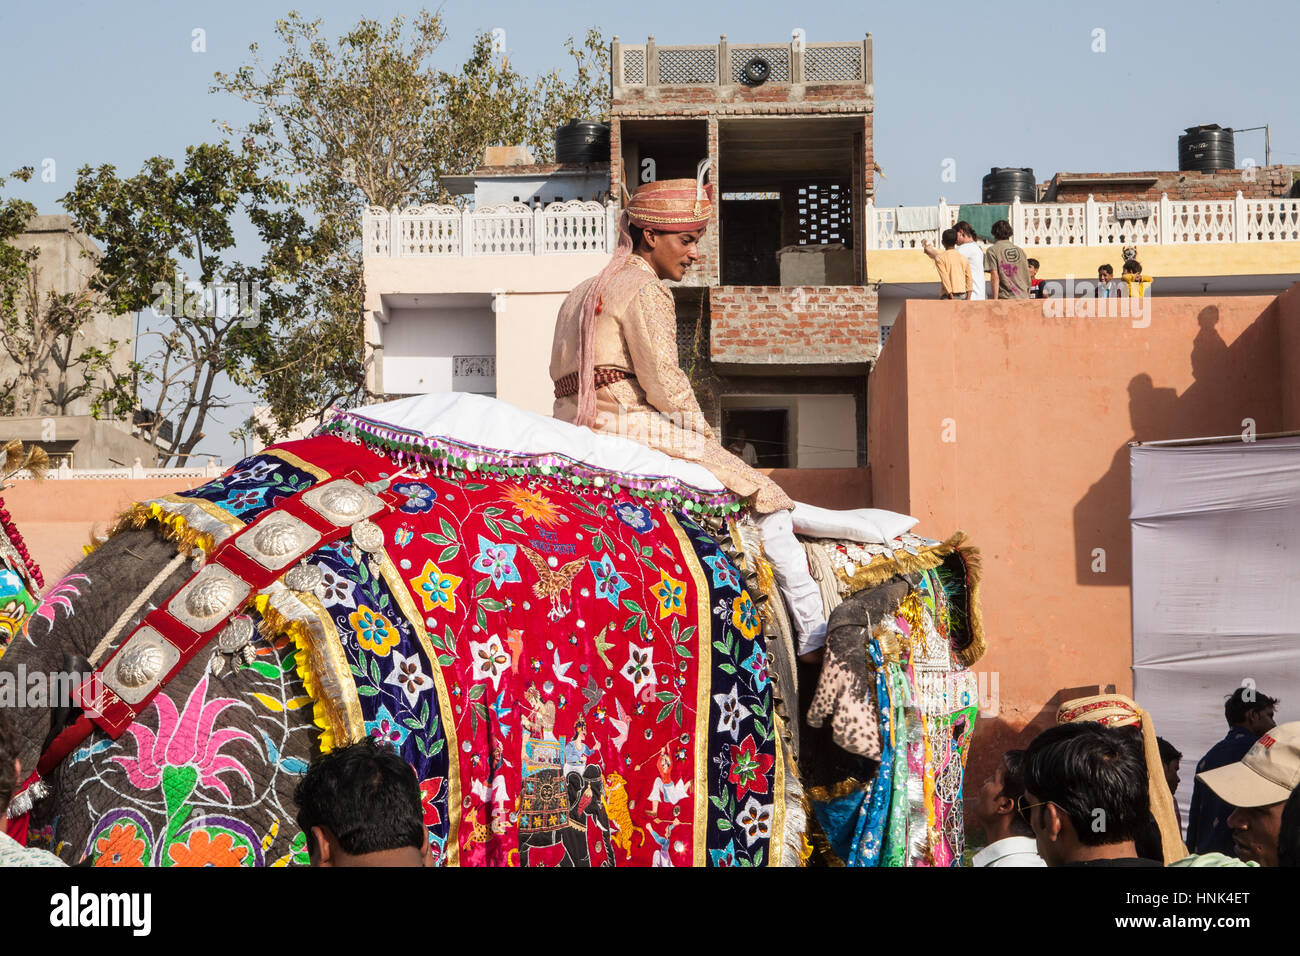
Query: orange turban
573 161 713 427
1057 693 1188 865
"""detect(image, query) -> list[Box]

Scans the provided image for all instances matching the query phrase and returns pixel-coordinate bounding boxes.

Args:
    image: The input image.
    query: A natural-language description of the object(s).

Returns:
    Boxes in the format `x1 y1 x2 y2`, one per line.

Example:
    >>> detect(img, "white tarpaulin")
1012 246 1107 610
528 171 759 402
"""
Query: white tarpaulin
1131 436 1300 827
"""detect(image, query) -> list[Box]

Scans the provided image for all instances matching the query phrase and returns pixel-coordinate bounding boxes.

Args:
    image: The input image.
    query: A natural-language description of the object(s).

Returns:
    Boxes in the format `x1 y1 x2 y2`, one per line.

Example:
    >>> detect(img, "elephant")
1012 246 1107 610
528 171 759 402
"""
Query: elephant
0 398 985 867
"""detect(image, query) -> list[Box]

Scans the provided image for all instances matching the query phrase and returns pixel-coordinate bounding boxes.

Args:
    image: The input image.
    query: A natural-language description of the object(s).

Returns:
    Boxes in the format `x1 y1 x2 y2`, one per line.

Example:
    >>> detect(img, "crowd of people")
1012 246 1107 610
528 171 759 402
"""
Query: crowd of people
922 221 1154 303
971 687 1298 868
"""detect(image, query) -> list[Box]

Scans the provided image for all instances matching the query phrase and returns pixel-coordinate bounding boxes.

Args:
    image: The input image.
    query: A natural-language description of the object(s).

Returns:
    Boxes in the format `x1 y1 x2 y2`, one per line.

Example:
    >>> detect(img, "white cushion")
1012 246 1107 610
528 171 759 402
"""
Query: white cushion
791 502 919 544
346 393 727 492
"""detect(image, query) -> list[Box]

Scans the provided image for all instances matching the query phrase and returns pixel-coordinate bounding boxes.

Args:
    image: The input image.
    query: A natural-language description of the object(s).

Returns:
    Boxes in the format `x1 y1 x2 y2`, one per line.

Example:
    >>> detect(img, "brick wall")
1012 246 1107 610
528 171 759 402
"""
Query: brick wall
709 286 879 366
1042 167 1293 202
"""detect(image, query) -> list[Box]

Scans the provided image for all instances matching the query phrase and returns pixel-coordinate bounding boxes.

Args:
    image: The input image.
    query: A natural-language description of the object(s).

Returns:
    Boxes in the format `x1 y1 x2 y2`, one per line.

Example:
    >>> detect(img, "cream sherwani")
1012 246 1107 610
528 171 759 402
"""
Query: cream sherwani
550 256 793 514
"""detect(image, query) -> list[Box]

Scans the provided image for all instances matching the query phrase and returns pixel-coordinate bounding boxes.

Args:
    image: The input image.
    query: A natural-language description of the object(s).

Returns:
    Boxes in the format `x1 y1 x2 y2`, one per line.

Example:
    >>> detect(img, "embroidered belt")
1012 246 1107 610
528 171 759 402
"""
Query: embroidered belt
33 458 404 784
553 367 634 399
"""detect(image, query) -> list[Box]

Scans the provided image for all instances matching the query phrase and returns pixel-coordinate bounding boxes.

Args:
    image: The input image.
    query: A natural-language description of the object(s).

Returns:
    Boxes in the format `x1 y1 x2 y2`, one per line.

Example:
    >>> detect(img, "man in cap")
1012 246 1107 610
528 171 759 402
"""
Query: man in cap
550 164 825 658
1195 721 1300 867
1187 685 1278 856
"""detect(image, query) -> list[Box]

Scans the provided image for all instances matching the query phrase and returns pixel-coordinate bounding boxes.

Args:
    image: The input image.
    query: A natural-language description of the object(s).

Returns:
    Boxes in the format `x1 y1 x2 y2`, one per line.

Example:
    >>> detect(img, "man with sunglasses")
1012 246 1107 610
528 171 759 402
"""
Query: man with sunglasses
1019 722 1162 866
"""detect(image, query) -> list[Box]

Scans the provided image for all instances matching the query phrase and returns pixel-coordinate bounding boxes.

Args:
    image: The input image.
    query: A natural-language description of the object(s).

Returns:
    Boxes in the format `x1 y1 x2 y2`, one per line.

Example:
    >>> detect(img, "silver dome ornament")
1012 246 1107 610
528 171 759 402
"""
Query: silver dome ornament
117 644 165 688
236 511 320 571
284 561 324 593
351 518 384 554
217 615 255 654
169 564 250 633
102 627 181 705
303 479 384 527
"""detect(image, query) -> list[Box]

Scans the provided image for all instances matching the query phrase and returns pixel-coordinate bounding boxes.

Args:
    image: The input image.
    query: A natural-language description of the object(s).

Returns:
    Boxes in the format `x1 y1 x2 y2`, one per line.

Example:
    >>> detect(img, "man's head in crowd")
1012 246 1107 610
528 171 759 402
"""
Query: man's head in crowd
1021 722 1148 866
1098 264 1114 282
1199 721 1300 866
1027 258 1040 281
1225 687 1278 736
953 221 977 244
940 227 958 250
294 738 430 867
1157 736 1182 795
974 749 1034 843
991 219 1014 241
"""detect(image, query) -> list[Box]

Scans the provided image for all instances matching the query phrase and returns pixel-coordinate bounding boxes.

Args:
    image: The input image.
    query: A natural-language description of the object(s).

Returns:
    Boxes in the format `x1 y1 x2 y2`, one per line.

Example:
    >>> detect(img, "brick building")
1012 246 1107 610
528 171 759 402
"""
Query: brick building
608 35 877 468
1038 166 1295 203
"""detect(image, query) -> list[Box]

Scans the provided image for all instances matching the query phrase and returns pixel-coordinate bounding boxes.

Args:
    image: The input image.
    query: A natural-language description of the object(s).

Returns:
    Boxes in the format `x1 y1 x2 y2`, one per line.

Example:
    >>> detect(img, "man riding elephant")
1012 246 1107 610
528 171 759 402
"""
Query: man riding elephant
550 164 827 661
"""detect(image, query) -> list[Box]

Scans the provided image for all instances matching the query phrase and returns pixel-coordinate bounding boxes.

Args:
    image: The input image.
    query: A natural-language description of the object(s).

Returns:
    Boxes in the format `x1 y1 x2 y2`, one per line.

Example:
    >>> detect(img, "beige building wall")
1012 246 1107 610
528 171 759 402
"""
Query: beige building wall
2 215 134 418
363 253 609 402
494 292 574 416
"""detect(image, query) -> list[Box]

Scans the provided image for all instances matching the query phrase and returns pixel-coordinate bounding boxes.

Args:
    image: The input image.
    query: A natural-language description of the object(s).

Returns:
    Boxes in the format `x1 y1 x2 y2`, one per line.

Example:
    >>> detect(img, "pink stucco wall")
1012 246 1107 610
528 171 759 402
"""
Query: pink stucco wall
869 289 1299 773
3 478 211 584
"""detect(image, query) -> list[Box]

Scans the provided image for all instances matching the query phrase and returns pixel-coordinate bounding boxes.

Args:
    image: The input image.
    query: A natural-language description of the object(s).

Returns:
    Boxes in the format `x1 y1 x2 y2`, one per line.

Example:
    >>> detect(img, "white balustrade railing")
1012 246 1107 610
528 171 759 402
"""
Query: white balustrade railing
1242 198 1300 242
6 459 225 480
1022 202 1087 246
364 200 618 257
399 204 460 256
866 194 1300 250
869 200 960 249
541 200 611 253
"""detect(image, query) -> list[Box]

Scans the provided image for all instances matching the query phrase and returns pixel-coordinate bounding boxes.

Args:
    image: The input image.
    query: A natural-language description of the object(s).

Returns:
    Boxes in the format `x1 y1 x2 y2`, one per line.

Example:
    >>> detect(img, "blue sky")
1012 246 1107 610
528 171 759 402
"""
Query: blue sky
2 0 1295 461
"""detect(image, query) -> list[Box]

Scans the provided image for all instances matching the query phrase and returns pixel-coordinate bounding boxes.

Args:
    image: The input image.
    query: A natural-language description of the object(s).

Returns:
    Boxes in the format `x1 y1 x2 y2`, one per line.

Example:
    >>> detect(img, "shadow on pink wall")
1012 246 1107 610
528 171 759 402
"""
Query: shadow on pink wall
868 285 1300 790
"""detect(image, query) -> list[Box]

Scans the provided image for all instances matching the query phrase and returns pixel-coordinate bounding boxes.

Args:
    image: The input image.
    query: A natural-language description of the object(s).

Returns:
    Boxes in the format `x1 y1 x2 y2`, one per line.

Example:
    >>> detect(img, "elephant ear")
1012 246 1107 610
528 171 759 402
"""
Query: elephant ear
933 543 985 668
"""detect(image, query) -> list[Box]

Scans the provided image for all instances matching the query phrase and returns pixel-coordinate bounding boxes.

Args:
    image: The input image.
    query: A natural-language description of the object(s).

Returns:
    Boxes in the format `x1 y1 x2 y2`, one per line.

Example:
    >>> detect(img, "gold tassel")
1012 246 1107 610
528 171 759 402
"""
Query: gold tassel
2 439 23 473
108 503 215 556
253 595 339 754
22 445 49 480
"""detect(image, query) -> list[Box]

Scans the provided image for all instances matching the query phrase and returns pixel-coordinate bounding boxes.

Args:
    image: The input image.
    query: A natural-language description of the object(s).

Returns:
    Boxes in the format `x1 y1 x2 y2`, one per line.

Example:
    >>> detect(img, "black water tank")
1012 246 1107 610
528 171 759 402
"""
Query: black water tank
982 167 1037 203
1178 124 1234 171
555 119 610 164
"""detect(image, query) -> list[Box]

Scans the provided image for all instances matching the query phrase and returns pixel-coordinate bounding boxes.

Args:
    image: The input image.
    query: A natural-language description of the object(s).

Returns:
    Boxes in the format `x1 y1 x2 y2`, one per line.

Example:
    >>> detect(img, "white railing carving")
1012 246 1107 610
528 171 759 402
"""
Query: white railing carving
866 194 1300 250
364 200 618 257
399 204 461 256
6 459 225 480
541 200 609 253
470 202 534 256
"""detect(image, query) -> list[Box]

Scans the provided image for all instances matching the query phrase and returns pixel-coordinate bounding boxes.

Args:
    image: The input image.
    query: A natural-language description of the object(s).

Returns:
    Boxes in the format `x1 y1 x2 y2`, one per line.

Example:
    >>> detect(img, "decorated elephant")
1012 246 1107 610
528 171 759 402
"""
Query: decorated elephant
0 395 984 867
